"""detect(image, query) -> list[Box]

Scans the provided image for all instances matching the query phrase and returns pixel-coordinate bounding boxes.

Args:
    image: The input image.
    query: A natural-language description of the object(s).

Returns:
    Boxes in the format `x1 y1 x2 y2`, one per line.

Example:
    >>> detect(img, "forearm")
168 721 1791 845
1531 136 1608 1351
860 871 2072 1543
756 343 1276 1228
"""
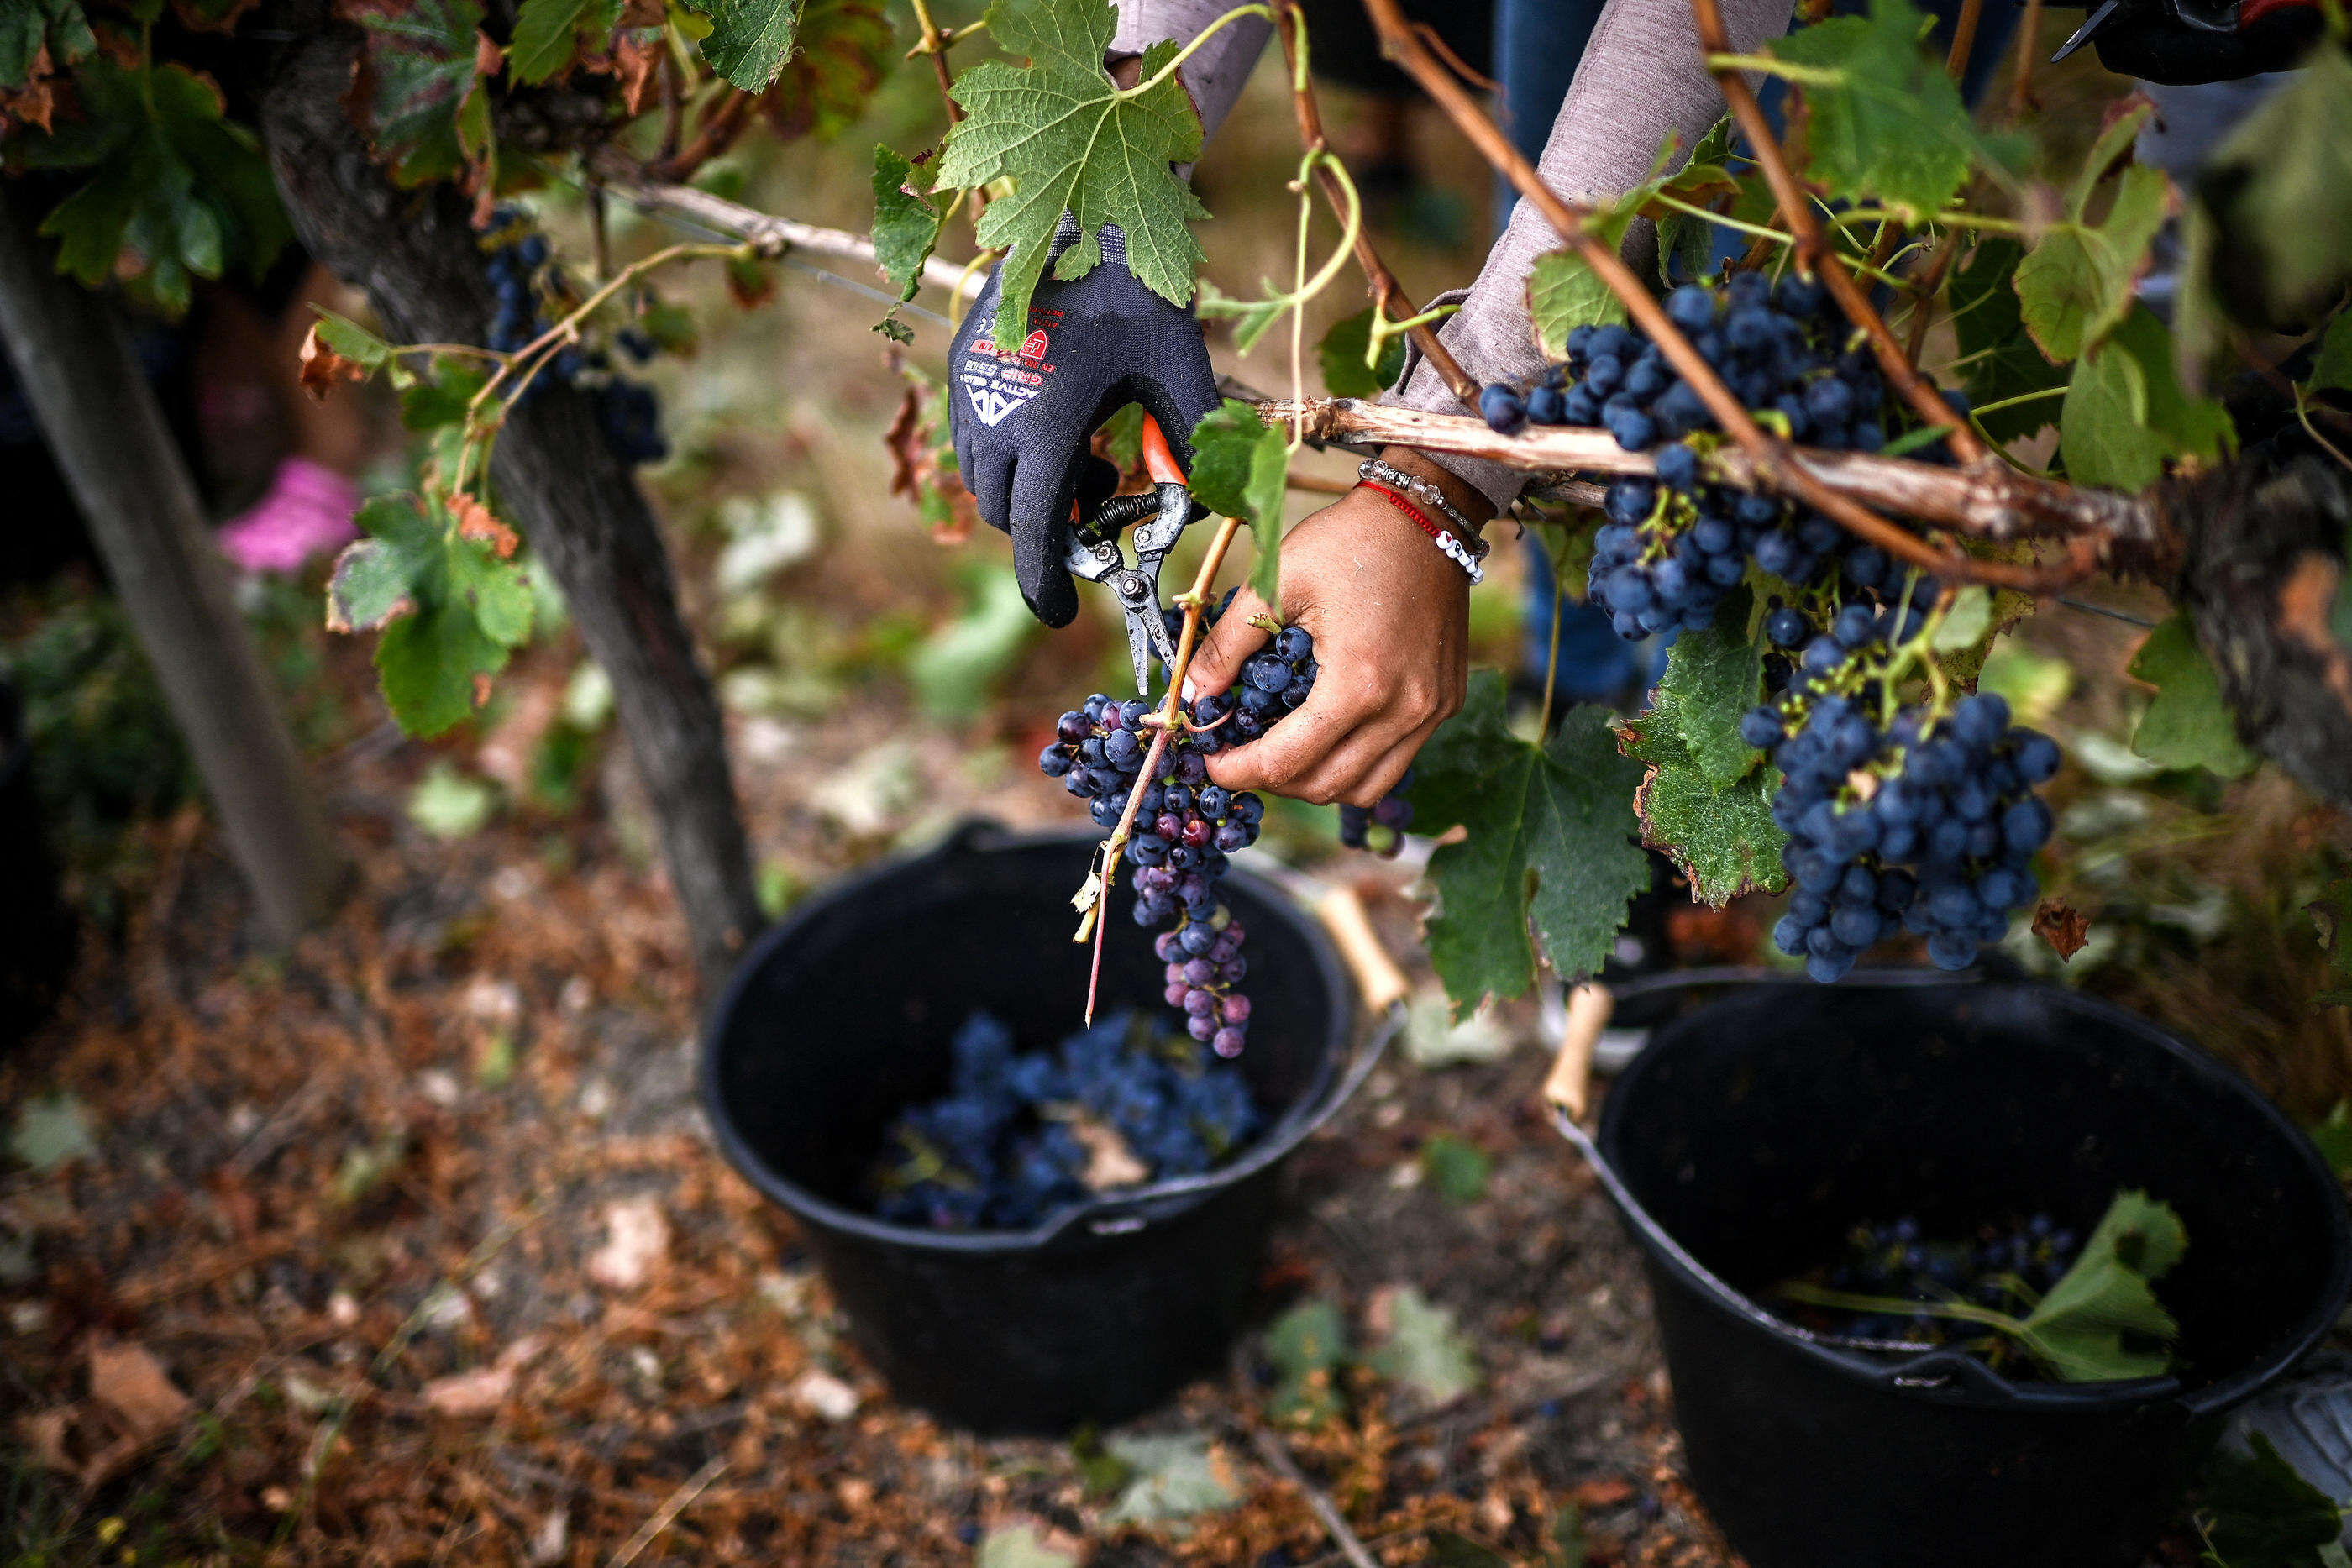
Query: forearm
1110 0 1275 144
1385 0 1794 513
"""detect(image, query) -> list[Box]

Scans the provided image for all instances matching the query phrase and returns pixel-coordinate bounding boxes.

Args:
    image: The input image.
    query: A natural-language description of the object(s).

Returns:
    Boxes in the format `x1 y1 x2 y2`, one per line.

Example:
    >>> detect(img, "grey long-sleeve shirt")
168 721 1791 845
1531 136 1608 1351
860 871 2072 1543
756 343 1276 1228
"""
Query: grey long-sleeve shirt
1113 0 1794 514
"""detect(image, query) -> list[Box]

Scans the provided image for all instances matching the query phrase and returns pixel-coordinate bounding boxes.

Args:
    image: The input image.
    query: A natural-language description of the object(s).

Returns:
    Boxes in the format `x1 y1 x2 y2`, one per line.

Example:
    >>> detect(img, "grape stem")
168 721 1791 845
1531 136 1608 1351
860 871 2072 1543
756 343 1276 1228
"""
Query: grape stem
1076 513 1250 1025
1686 0 1987 464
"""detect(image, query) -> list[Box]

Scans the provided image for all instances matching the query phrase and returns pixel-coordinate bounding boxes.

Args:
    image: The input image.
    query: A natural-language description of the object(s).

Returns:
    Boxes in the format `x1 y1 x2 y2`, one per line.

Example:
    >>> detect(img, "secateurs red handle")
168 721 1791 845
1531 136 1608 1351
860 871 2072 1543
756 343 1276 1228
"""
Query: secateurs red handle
1064 412 1203 695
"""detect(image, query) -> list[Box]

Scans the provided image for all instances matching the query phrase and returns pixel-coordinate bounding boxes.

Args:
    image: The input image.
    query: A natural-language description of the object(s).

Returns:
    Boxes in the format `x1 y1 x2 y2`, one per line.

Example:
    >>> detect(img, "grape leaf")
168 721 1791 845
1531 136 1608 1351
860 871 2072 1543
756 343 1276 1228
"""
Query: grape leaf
1526 193 1649 359
683 0 805 90
1622 631 1788 909
2018 1189 2184 1382
2127 613 2257 778
2311 312 2352 396
354 0 492 186
1420 1133 1490 1204
398 359 487 431
1406 675 1650 1008
1263 1298 1347 1425
328 492 535 737
1766 0 1982 223
872 144 942 303
759 0 891 140
0 0 93 90
15 56 290 316
1366 1287 1478 1407
2061 306 2230 491
2014 164 2168 363
1317 306 1408 400
2189 46 2352 335
934 0 1205 346
1188 399 1289 609
508 0 622 83
1195 277 1286 355
2200 1434 2346 1568
1949 238 2066 443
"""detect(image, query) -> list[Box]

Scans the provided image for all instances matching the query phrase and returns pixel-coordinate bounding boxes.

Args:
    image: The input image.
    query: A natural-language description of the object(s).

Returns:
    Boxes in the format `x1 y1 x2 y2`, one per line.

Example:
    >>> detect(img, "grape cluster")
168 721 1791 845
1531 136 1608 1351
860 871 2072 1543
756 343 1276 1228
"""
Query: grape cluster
1040 615 1420 1050
1751 679 2059 981
868 1009 1259 1230
1481 276 1899 639
477 212 669 468
1039 683 1266 1057
1782 1212 2083 1366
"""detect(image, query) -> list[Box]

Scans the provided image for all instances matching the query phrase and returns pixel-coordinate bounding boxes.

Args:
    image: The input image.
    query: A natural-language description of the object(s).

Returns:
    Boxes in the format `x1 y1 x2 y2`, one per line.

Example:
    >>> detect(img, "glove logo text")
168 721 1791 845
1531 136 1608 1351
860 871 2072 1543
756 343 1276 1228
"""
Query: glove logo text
958 353 1048 427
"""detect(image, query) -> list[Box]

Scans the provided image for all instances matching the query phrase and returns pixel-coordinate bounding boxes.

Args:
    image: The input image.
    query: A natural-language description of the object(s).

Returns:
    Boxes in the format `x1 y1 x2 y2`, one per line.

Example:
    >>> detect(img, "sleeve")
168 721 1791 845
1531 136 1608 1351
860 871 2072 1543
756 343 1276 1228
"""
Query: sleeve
1383 0 1798 516
1110 0 1277 145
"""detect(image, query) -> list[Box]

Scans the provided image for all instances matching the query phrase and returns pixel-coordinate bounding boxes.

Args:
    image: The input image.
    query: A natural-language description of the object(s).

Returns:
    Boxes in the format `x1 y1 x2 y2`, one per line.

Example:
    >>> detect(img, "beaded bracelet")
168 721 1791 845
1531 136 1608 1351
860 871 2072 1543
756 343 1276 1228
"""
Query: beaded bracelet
1357 481 1485 585
1358 458 1488 557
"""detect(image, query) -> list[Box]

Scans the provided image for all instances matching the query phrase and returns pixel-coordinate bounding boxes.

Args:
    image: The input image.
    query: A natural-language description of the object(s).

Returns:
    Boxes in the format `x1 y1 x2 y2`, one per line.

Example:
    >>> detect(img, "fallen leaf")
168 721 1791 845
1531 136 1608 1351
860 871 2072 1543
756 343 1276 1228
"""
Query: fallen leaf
528 1507 570 1566
1068 1112 1147 1190
15 1408 75 1473
790 1369 860 1421
1366 1286 1479 1408
1100 1432 1242 1524
586 1196 669 1291
10 1092 96 1172
297 322 366 401
977 1521 1083 1568
88 1340 191 1442
2032 897 2091 961
1567 1476 1635 1509
421 1335 543 1416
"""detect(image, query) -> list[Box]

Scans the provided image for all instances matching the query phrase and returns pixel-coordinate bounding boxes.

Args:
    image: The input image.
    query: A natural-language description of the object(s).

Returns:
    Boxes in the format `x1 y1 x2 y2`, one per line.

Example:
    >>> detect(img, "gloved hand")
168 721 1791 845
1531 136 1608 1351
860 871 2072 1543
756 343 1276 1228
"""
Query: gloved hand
2089 0 2322 81
949 215 1220 627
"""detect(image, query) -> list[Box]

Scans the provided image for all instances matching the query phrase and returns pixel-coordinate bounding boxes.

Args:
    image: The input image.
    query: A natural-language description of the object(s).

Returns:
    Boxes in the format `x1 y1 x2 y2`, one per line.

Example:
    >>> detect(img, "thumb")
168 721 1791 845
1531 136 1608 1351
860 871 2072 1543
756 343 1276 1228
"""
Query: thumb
1182 584 1272 700
1006 454 1081 628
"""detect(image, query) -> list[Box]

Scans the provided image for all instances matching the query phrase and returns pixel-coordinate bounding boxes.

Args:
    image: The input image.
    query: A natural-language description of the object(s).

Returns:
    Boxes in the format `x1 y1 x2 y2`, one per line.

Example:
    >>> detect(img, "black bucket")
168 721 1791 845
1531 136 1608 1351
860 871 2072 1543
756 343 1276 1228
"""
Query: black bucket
701 822 1385 1434
1580 978 2351 1568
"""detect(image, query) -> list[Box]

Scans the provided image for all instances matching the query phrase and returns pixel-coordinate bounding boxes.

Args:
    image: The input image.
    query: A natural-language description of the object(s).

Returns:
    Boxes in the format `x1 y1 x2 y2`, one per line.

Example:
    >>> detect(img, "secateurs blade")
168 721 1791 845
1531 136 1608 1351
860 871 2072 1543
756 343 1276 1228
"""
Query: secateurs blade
1066 413 1203 695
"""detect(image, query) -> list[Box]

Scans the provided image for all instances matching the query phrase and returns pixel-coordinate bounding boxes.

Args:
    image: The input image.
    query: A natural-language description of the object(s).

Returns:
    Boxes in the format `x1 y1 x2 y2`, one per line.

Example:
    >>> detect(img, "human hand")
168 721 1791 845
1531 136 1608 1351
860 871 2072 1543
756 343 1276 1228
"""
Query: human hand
948 217 1219 628
1184 452 1486 806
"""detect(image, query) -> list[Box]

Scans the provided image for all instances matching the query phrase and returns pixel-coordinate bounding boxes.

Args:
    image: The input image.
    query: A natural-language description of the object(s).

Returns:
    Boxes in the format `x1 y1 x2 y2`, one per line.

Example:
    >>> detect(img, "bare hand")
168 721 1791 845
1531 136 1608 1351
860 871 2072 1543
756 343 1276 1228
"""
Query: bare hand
1185 459 1480 807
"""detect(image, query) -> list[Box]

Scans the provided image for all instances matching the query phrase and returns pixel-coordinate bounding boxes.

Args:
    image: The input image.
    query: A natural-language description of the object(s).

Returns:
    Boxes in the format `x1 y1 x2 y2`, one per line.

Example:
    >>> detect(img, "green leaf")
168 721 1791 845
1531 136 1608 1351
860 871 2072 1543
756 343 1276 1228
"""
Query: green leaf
0 0 94 90
1656 589 1762 789
329 492 534 737
1188 399 1289 609
1932 585 1993 652
356 0 490 186
1623 688 1787 909
2189 47 2352 334
2059 303 2232 495
22 57 290 315
2129 613 2258 778
2311 312 2352 396
398 359 487 431
1950 238 2067 442
762 0 893 140
871 144 943 304
1426 1533 1515 1568
2065 102 2155 220
8 1090 95 1172
2201 1434 2346 1568
1195 277 1287 354
1408 678 1651 1008
1100 1433 1242 1524
2019 1189 2186 1382
1420 1133 1491 1204
2307 1101 2352 1180
906 564 1036 721
936 0 1205 345
976 1525 1081 1568
407 761 496 838
687 0 805 91
1367 1287 1478 1407
1316 306 1410 400
315 310 395 372
2014 165 2168 362
509 0 622 83
1263 1298 1348 1425
1766 0 1983 223
1528 248 1629 359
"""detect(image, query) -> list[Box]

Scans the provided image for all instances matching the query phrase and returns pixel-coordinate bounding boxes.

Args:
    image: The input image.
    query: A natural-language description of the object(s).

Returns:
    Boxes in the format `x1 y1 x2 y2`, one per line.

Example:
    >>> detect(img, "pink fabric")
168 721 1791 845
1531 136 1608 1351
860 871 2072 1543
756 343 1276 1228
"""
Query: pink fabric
218 457 361 574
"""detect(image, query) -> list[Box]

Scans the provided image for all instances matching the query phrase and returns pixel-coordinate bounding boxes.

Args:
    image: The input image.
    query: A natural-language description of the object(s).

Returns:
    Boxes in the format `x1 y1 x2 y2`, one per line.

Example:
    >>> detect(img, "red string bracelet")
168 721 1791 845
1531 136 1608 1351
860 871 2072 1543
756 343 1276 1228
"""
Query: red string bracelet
1357 480 1486 584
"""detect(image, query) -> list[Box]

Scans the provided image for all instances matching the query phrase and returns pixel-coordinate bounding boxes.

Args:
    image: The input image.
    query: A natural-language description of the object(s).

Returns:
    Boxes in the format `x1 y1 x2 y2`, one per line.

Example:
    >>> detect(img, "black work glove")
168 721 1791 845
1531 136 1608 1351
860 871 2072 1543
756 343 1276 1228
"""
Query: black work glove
2092 0 2322 81
949 215 1219 627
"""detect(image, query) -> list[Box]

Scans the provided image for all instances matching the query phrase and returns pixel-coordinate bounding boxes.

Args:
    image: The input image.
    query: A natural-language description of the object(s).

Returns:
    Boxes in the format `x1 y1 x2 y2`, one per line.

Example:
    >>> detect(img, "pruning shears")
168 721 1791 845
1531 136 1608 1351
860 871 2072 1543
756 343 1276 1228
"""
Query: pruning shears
2050 0 2318 71
1067 412 1203 695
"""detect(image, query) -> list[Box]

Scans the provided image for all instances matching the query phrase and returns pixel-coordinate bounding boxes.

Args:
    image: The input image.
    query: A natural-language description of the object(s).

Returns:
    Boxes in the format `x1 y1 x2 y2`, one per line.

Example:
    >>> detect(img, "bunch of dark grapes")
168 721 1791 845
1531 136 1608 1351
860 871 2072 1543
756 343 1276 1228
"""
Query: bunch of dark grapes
1747 669 2060 980
1040 615 1419 1050
477 210 668 468
868 1009 1259 1230
1478 275 1896 638
1777 1212 2082 1367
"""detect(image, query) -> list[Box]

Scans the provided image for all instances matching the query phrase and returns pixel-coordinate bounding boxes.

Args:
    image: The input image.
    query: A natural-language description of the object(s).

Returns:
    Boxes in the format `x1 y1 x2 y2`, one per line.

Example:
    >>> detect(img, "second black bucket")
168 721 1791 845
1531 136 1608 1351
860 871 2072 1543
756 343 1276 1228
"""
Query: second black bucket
1589 979 2351 1568
701 823 1378 1434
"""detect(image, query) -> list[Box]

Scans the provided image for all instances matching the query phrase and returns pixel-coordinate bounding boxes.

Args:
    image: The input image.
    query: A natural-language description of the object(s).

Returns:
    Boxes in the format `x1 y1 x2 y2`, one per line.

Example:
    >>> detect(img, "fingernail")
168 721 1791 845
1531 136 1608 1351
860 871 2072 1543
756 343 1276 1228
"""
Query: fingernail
1181 677 1196 701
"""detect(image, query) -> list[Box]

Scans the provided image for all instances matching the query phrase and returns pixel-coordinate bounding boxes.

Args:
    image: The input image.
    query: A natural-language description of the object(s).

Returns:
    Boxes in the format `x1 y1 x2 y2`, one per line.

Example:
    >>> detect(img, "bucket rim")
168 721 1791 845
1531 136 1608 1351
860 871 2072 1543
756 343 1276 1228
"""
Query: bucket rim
1592 975 2352 1417
699 818 1376 1256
